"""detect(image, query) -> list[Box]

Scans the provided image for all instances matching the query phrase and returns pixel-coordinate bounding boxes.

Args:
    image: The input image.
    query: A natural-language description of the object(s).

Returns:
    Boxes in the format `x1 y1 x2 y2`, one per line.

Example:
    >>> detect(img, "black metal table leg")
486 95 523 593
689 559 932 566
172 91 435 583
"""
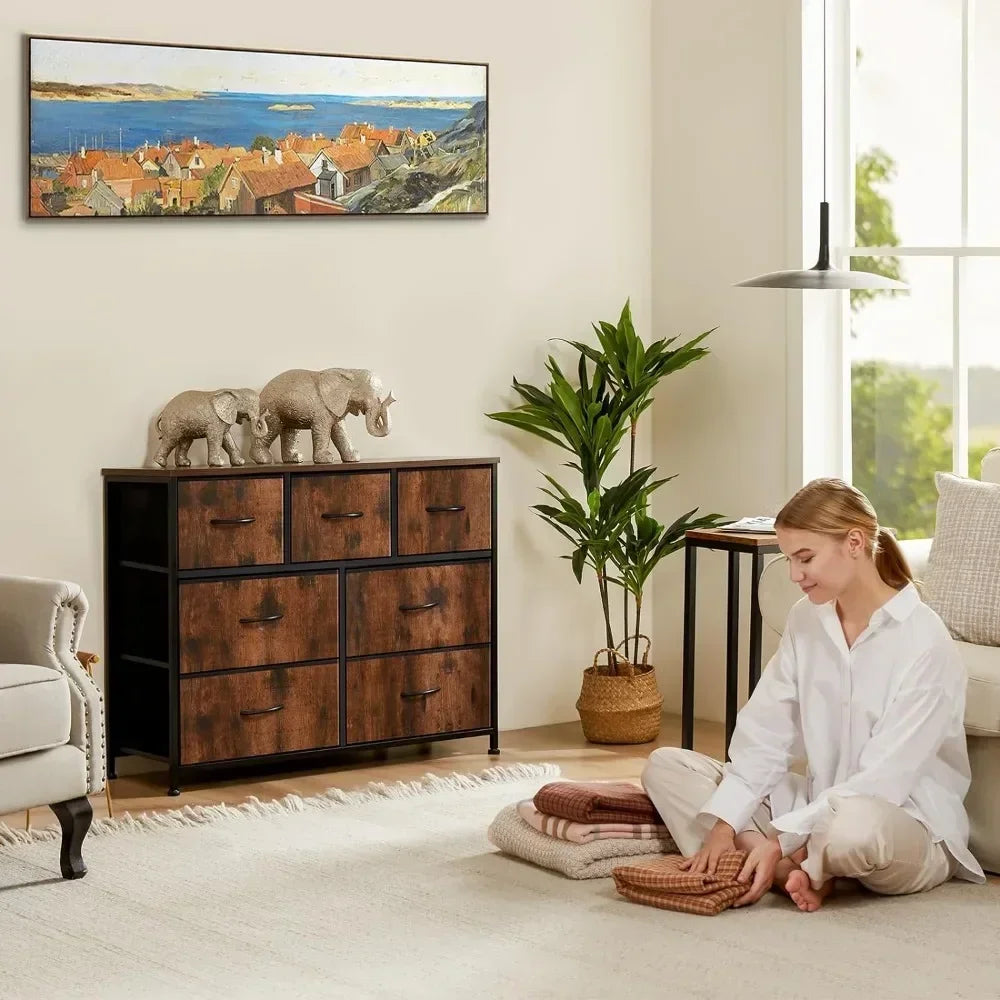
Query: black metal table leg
749 550 764 696
725 551 740 758
681 542 697 750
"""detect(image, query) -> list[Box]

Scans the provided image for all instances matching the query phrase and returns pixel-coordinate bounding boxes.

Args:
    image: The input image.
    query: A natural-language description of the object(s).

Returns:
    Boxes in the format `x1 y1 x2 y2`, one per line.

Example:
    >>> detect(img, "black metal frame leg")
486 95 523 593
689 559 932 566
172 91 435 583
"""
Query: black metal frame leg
681 542 697 750
748 551 764 696
725 552 740 758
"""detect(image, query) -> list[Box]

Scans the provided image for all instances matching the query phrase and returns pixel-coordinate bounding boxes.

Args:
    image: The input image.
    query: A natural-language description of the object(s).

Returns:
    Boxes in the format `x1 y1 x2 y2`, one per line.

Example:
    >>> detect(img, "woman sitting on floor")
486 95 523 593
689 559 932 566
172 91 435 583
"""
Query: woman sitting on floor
642 478 985 911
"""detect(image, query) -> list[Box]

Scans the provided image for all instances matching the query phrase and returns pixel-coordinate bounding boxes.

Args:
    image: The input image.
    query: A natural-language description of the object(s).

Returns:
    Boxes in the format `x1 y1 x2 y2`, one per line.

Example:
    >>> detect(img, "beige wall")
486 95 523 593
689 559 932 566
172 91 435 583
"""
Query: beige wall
2 0 652 730
650 0 801 724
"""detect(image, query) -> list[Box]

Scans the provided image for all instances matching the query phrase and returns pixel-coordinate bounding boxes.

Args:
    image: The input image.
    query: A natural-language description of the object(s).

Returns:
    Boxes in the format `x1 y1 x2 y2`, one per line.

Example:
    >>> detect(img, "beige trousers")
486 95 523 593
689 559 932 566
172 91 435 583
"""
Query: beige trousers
641 747 955 895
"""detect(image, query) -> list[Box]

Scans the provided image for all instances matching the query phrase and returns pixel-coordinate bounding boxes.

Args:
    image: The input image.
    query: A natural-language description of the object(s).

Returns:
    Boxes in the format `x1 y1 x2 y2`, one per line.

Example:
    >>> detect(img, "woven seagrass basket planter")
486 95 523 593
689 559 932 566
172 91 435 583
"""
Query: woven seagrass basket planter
576 637 663 745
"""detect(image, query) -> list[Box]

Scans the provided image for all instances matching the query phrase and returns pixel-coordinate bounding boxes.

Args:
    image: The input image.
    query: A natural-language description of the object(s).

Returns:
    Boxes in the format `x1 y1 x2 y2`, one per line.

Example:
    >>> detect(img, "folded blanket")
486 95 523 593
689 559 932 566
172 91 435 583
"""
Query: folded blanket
488 804 674 879
612 850 749 915
516 799 671 844
532 780 663 825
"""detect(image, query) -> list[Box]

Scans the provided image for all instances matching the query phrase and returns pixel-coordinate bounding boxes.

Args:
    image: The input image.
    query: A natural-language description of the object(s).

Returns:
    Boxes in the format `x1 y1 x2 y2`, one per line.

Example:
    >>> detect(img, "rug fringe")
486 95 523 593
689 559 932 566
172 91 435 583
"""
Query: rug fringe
0 762 561 846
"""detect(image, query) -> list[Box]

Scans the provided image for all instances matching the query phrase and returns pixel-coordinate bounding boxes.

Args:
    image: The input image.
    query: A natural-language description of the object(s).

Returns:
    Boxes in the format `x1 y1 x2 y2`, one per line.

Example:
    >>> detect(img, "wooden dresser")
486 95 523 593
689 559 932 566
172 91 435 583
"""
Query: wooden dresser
102 458 498 794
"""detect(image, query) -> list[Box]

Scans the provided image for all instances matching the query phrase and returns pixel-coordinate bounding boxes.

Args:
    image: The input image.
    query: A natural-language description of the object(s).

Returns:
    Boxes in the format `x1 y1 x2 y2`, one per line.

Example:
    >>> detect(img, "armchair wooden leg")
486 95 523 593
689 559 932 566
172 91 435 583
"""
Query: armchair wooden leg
25 809 30 831
50 796 93 880
105 782 114 819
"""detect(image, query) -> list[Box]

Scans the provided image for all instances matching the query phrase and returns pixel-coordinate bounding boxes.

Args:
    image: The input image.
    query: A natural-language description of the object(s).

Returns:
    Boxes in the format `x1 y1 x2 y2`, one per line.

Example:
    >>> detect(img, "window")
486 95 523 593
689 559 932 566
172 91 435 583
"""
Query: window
845 0 1000 538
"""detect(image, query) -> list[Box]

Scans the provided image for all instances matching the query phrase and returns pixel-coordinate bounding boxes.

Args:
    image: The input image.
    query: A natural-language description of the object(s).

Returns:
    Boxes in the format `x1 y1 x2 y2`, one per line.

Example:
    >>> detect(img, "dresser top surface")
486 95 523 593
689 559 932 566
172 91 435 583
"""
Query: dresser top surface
103 457 499 478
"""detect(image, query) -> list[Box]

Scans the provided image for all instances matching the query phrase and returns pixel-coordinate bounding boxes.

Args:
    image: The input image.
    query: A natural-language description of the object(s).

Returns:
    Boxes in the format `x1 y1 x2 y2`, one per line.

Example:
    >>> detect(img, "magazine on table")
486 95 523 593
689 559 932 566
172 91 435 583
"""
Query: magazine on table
718 516 776 534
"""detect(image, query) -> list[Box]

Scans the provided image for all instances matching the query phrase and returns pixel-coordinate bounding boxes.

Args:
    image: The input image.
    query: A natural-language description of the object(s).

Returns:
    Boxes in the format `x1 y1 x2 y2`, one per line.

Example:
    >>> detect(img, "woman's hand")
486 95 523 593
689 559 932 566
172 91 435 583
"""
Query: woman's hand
733 838 782 907
679 819 736 875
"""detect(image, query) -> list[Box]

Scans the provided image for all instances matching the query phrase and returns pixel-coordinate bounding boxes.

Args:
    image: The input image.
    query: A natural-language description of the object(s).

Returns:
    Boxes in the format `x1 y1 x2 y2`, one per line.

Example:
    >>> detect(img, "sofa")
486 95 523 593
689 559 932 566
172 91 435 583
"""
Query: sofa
757 448 1000 875
0 576 106 878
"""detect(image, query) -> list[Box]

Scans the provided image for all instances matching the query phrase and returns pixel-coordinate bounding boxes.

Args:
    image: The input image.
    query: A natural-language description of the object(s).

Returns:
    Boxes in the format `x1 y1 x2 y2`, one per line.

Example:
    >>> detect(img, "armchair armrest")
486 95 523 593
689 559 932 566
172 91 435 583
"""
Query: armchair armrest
758 555 799 637
0 576 105 794
899 537 932 589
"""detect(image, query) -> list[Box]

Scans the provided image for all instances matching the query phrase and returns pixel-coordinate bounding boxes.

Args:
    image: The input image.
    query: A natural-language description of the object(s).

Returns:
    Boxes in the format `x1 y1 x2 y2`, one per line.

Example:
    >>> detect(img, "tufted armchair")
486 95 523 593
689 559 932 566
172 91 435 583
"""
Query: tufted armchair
0 576 106 878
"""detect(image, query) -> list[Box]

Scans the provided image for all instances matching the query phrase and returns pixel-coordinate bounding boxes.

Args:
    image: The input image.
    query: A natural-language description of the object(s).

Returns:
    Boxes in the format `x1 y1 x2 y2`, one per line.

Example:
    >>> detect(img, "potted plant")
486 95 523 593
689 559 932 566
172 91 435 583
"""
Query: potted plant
488 300 723 743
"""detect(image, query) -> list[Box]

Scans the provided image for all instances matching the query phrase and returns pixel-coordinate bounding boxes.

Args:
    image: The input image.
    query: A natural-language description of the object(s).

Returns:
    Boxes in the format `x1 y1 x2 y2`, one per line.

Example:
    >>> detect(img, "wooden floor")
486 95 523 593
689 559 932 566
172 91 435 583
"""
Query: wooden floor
4 714 725 831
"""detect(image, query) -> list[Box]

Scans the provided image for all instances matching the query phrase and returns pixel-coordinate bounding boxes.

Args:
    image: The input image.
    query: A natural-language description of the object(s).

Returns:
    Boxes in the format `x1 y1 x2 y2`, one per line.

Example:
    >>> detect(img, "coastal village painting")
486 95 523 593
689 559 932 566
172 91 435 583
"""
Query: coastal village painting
28 37 488 218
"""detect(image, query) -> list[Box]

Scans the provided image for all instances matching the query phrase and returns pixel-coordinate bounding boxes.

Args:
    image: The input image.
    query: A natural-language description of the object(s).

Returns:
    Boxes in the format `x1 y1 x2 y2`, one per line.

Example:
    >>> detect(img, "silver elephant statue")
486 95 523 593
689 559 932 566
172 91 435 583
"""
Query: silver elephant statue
249 368 396 465
152 388 269 468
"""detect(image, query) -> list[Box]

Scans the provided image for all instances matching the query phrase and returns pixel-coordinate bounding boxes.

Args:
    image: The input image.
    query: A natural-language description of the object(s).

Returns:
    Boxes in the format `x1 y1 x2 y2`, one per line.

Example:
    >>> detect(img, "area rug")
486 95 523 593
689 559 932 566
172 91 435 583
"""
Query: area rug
1 762 998 1000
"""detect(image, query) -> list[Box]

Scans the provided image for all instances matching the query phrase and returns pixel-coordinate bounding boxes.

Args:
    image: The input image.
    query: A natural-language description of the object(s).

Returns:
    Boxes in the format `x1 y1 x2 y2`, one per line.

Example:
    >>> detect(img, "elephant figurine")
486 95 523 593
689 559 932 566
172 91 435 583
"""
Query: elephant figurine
152 388 269 468
249 368 396 465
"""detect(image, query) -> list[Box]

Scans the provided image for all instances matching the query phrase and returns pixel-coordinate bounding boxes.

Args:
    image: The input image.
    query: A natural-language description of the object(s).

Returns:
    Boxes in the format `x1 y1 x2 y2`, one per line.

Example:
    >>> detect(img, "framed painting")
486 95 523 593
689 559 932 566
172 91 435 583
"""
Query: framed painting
27 35 487 218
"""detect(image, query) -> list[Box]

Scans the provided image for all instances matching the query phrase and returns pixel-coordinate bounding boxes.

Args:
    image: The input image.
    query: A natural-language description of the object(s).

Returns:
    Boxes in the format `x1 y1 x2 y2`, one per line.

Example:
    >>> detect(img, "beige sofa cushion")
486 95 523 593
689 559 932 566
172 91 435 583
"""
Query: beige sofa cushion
0 744 86 816
924 473 1000 646
959 642 1000 737
0 663 71 759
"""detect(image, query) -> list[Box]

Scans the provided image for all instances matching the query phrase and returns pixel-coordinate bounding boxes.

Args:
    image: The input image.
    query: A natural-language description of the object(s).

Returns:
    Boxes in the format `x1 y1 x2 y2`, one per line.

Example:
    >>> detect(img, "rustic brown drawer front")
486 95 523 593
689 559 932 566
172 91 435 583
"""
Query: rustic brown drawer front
291 473 391 562
177 477 284 570
397 468 492 555
179 573 338 673
346 648 490 744
180 663 339 764
347 562 490 657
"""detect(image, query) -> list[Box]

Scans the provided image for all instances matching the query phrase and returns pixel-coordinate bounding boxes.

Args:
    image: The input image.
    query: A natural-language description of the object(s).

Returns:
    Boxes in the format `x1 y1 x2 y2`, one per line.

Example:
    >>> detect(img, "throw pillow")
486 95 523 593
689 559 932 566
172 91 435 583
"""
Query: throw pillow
923 472 1000 646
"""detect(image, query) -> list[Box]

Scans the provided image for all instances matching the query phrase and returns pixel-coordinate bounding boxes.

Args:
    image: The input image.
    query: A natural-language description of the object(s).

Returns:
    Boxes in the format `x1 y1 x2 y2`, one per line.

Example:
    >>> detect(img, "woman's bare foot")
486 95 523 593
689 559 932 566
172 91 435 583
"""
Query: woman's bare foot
785 869 833 912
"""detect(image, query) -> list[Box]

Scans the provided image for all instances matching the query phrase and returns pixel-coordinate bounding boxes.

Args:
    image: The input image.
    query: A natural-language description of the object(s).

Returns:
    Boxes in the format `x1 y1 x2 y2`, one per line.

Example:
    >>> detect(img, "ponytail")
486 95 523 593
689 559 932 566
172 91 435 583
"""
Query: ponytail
874 526 913 589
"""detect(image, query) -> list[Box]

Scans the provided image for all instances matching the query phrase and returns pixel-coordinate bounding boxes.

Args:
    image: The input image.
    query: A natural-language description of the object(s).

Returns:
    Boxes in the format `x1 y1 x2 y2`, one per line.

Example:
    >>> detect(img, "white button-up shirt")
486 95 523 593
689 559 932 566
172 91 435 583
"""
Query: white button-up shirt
701 583 985 883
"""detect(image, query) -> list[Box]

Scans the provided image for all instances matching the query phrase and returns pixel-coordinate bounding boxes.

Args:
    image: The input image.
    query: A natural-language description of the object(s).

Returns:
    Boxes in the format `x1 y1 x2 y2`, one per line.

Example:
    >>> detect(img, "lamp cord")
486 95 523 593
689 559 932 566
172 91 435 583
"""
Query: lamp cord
823 0 827 202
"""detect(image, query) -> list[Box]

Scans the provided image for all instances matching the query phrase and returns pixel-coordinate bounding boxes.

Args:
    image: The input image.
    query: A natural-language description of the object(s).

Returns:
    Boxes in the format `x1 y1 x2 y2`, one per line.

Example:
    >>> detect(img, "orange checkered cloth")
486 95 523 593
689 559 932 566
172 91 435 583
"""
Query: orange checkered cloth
532 781 663 825
612 850 749 916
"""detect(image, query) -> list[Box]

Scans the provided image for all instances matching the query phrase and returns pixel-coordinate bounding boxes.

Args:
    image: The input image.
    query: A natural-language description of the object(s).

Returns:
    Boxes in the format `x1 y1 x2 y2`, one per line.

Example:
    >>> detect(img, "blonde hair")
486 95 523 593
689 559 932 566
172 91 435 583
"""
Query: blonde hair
775 478 912 590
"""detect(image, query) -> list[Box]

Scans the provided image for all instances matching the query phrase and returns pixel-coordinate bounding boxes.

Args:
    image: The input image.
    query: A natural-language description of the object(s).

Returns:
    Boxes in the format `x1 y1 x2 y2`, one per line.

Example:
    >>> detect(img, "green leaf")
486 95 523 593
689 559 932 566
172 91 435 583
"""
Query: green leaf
486 411 569 449
577 352 590 396
510 376 554 408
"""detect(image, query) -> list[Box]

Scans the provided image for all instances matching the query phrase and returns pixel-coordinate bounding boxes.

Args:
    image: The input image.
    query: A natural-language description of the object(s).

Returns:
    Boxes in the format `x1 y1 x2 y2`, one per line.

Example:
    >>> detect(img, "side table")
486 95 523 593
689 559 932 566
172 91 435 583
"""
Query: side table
682 529 781 756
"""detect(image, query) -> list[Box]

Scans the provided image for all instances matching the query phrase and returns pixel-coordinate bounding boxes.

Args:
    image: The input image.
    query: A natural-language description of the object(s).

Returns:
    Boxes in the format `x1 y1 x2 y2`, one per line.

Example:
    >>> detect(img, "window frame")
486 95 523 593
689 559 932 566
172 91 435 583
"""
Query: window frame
838 0 1000 484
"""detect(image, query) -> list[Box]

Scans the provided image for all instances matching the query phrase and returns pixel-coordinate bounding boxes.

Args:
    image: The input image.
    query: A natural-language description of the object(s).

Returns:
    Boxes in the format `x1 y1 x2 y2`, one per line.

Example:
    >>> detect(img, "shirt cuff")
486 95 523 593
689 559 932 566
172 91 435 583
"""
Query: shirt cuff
769 801 823 837
777 831 808 857
698 776 762 834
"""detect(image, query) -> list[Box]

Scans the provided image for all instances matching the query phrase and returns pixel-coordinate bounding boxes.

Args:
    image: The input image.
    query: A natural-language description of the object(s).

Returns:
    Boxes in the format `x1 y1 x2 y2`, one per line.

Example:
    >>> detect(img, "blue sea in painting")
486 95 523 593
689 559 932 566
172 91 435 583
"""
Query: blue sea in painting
29 91 483 155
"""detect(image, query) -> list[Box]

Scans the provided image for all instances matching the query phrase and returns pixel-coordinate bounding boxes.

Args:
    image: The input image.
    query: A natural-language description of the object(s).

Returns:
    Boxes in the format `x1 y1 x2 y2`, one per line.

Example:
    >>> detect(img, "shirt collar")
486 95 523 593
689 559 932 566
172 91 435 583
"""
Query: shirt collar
881 581 921 622
817 581 921 628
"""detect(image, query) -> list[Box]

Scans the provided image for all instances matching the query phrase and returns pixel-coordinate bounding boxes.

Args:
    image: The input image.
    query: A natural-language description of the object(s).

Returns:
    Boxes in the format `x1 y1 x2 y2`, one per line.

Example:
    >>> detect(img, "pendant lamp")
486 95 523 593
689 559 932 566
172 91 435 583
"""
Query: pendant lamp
735 0 908 291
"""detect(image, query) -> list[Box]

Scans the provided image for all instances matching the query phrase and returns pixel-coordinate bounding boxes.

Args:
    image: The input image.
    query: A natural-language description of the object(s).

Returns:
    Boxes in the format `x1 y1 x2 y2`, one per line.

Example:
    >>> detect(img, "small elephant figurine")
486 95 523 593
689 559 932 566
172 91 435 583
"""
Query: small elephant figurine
152 388 269 468
250 368 396 465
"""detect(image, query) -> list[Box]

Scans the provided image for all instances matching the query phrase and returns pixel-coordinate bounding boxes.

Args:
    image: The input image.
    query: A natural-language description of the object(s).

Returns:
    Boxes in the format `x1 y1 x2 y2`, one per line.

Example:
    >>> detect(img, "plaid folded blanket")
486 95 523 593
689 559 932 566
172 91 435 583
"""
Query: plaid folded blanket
612 850 749 915
488 804 674 879
532 781 663 825
516 799 671 844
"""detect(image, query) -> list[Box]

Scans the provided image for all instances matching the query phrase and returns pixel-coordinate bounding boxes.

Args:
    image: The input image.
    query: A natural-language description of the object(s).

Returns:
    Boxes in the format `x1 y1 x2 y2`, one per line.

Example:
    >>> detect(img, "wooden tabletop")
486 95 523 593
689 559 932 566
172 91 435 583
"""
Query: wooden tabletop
685 527 782 548
102 457 499 478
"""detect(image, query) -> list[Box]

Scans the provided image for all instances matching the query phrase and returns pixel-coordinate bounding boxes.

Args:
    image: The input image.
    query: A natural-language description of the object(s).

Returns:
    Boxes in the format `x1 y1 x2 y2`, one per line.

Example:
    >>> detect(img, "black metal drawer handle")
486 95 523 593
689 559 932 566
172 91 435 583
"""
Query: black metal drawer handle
239 613 284 624
210 516 256 526
321 511 364 519
239 704 284 717
425 505 465 513
399 601 439 613
400 687 441 700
